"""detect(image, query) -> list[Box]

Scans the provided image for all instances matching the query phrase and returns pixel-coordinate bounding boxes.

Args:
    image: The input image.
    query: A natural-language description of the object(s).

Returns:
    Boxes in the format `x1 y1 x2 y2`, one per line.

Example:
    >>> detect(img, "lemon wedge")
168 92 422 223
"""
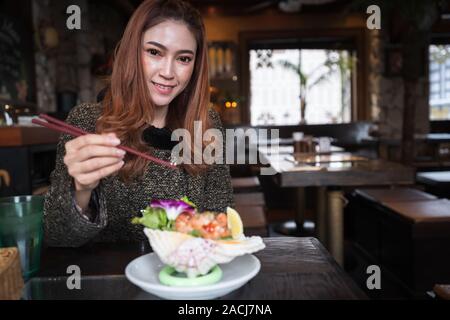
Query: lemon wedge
226 207 243 240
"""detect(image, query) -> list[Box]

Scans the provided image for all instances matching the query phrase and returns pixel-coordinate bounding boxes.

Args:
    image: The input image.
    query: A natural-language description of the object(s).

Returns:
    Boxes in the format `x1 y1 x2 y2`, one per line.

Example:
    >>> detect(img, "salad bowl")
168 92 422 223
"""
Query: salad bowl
126 197 265 298
125 252 261 300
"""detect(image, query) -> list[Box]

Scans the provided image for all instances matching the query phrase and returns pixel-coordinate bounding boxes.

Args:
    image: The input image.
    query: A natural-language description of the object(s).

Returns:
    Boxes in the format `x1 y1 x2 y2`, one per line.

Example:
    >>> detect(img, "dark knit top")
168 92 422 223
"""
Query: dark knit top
43 103 234 247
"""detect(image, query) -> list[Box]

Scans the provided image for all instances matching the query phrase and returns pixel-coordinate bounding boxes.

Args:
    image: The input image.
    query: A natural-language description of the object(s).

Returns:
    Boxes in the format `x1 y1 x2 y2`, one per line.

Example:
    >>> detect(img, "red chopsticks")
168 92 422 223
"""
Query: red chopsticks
32 114 178 170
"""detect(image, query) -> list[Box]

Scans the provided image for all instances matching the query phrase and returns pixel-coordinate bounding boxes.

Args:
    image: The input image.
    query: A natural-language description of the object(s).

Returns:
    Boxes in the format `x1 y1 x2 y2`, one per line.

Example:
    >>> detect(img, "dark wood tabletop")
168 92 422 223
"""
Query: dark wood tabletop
0 126 60 147
257 144 344 155
260 148 415 187
26 237 367 300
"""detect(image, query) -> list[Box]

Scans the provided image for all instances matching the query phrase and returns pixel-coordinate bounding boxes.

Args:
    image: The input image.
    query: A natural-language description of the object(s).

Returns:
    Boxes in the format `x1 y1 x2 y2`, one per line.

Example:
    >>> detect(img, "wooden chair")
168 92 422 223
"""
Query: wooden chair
233 192 265 206
0 169 11 197
347 188 450 297
379 199 450 295
349 187 437 261
235 204 268 237
231 176 261 193
233 190 268 237
0 169 11 188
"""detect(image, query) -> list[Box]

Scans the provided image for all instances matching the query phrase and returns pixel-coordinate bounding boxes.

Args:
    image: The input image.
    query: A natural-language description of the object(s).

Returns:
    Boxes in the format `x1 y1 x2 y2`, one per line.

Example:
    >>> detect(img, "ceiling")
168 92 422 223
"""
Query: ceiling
119 0 353 16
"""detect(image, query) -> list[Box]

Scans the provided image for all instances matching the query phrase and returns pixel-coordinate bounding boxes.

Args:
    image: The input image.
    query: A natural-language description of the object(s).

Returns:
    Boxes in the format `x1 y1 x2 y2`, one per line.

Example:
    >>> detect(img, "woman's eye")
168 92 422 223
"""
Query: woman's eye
147 48 160 56
179 56 193 63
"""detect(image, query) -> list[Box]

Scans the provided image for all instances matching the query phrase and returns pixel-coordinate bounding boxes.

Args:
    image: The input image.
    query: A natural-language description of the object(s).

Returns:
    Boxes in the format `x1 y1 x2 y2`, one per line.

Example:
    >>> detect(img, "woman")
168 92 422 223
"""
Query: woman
44 0 234 247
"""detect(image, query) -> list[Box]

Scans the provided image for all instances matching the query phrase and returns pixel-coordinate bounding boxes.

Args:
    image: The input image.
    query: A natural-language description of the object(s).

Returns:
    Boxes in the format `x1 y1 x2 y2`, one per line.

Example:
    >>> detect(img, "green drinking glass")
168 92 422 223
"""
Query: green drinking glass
0 196 44 280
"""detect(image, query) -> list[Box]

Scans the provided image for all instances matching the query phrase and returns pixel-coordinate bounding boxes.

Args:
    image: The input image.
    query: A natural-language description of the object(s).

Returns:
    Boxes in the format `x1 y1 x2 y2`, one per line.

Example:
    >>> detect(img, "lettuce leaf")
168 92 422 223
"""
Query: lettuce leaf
131 207 169 230
188 229 202 237
131 196 197 231
180 196 197 208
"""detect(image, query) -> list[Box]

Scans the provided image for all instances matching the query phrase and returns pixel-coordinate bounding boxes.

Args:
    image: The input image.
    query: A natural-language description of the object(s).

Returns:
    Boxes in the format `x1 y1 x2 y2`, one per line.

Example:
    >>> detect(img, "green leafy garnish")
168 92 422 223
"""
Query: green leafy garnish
131 196 197 231
180 196 197 208
131 207 173 230
188 230 202 237
162 219 175 231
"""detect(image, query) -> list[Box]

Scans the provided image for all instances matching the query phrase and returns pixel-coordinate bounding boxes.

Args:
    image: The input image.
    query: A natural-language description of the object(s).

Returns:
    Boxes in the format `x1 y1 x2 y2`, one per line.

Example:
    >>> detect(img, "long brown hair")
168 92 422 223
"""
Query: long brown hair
97 0 211 182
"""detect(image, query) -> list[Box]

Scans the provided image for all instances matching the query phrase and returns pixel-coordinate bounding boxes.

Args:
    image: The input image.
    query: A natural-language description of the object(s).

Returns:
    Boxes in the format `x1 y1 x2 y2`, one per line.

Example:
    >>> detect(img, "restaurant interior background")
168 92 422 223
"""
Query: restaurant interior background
1 0 450 300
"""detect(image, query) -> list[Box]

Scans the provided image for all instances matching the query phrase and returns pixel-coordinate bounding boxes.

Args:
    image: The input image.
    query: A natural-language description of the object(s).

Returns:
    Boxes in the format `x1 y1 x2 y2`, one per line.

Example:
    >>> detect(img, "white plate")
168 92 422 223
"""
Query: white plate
125 253 260 300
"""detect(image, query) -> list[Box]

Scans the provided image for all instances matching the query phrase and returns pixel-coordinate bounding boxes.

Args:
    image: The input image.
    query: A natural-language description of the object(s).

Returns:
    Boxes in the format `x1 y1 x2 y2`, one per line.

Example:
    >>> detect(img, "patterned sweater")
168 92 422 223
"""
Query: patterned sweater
43 103 234 247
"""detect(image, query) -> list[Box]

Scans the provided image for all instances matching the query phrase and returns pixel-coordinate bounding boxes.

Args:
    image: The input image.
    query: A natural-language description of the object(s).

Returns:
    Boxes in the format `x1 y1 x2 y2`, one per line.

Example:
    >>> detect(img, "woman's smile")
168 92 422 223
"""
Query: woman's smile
151 81 177 95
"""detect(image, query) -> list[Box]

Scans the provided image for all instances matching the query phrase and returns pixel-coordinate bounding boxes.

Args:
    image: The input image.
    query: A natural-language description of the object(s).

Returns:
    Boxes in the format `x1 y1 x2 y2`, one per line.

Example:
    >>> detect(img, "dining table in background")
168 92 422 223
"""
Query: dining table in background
253 144 345 156
363 133 450 168
258 147 416 266
23 237 367 300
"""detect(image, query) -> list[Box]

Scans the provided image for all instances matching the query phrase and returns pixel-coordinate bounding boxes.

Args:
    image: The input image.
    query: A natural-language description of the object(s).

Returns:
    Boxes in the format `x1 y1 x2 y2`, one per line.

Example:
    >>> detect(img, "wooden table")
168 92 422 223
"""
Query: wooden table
259 148 416 265
255 144 344 156
0 125 60 147
24 238 366 300
363 134 450 168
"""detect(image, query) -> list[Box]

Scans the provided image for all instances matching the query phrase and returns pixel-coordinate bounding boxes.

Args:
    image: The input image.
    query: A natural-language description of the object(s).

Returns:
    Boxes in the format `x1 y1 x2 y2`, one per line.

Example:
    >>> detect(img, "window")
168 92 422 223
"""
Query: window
429 44 450 120
249 48 353 126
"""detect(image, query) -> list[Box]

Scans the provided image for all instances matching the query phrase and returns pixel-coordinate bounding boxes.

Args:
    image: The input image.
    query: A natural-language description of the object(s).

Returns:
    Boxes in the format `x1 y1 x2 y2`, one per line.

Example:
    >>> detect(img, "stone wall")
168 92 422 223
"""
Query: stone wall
33 0 126 113
366 29 430 140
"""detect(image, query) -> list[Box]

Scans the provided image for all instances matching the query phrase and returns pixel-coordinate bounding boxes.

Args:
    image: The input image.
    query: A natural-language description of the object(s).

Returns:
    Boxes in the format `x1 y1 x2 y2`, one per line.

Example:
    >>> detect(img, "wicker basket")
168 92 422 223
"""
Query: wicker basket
0 248 24 300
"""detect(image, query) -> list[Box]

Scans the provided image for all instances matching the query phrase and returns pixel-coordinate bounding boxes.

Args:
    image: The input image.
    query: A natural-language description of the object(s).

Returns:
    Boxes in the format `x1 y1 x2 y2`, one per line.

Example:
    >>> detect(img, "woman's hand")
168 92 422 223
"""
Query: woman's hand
64 133 126 192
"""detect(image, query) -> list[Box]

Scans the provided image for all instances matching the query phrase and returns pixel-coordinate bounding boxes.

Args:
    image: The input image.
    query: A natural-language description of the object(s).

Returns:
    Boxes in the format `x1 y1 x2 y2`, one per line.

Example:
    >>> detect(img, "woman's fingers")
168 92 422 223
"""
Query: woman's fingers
63 133 125 190
69 157 124 176
75 160 125 187
68 144 126 163
65 133 121 153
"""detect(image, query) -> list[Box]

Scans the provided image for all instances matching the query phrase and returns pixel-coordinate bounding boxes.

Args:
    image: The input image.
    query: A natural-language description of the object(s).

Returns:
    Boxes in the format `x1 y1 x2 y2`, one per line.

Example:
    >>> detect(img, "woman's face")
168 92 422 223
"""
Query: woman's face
141 20 197 108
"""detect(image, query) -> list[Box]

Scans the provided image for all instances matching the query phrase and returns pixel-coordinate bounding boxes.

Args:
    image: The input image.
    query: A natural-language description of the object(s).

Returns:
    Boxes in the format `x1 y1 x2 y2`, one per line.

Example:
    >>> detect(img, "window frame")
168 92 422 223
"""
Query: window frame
238 28 368 125
429 34 450 123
